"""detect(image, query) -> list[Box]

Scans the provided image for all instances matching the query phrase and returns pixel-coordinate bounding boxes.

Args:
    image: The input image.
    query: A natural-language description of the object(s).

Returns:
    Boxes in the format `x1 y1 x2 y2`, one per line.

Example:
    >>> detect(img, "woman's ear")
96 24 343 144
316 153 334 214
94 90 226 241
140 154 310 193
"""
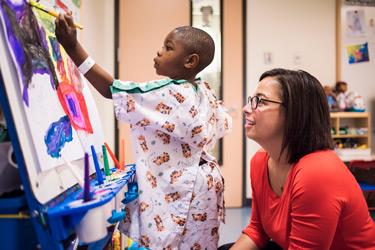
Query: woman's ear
184 54 199 69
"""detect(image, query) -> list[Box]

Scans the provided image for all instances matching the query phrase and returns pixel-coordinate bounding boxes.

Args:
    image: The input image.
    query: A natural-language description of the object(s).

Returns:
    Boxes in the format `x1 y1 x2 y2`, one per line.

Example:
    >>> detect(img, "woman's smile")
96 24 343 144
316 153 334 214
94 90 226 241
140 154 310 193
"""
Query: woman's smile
245 117 255 128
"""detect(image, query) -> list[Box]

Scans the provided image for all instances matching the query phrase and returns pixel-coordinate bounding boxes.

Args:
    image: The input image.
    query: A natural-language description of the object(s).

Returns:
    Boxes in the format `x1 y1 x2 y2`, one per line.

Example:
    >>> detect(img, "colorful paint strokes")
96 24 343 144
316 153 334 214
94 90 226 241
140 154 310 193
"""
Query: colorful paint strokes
347 42 370 64
44 116 73 158
0 0 58 106
0 0 104 171
38 8 93 134
72 0 81 8
57 81 93 133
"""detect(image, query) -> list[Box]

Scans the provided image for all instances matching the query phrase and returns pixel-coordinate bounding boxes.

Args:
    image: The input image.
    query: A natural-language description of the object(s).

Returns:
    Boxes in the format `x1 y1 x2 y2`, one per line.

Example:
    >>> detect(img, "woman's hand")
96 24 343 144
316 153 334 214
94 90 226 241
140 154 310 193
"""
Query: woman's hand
230 234 259 250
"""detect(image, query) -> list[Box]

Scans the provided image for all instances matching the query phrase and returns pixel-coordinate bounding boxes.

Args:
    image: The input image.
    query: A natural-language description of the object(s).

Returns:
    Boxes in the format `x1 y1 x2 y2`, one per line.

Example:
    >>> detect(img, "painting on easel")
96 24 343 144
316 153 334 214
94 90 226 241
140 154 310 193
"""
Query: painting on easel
0 0 104 171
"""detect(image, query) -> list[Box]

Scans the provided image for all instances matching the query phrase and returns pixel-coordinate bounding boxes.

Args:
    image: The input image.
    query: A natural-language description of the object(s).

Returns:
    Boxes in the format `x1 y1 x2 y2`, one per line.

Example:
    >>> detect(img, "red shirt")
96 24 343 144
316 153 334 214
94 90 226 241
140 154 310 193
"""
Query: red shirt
244 150 375 250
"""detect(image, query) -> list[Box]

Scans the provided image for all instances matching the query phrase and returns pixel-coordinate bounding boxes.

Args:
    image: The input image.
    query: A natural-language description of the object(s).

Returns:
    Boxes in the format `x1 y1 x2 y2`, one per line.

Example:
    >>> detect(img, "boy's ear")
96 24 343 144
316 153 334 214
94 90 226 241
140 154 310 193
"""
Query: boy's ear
184 54 199 69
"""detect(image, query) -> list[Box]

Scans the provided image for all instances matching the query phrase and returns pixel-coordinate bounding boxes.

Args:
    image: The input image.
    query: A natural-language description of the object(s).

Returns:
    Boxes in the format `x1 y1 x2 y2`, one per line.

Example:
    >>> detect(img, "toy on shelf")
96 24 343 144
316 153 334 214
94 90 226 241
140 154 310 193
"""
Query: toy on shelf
333 81 348 111
324 85 338 111
327 81 366 112
345 91 365 112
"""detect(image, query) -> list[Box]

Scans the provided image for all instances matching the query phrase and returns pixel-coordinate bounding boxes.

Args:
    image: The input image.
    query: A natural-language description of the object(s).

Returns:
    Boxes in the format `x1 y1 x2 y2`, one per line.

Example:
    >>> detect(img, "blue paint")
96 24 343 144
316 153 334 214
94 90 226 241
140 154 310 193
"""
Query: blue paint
90 145 104 185
66 94 78 117
49 36 62 63
44 116 72 158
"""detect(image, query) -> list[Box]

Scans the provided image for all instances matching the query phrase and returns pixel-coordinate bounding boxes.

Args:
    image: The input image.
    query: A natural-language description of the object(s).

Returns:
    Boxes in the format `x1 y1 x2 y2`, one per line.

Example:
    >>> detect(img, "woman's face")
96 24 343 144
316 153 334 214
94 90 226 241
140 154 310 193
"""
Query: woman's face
243 76 285 145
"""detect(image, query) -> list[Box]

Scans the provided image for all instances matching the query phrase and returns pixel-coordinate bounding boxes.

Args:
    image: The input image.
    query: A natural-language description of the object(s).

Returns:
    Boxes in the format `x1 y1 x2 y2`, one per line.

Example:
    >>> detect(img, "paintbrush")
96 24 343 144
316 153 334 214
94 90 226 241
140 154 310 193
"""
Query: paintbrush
28 0 83 30
62 156 84 188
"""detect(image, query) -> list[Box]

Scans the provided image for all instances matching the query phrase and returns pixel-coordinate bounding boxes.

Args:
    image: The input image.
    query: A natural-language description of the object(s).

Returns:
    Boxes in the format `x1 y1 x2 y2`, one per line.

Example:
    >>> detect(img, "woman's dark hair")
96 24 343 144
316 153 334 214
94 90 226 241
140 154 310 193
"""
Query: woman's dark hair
259 68 334 164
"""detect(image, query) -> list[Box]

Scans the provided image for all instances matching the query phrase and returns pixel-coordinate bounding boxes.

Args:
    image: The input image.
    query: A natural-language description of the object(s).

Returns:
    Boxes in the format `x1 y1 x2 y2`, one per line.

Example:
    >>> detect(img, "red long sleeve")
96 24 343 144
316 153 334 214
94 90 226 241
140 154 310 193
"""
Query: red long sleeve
243 150 375 250
243 167 270 248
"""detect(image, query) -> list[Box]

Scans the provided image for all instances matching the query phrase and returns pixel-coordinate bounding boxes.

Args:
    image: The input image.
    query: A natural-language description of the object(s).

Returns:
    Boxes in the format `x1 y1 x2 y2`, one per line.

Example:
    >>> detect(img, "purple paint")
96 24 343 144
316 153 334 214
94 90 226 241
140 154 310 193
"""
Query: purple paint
66 94 78 118
83 152 91 202
44 116 72 158
0 0 59 106
64 93 85 128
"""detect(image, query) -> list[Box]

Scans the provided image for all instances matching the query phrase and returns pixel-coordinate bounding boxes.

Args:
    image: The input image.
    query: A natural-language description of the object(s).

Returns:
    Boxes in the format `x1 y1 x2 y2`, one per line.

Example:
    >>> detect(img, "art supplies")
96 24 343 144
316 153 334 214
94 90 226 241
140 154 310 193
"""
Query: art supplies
62 156 84 188
83 153 91 202
119 139 125 170
102 145 111 176
104 142 121 169
90 145 104 185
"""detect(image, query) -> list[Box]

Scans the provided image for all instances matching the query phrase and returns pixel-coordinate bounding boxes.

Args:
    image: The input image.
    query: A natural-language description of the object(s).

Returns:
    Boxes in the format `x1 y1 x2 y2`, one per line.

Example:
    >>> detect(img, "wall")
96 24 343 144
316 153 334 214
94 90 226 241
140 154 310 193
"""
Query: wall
339 3 375 150
221 0 244 207
118 0 244 207
245 0 337 198
118 0 190 166
81 0 115 149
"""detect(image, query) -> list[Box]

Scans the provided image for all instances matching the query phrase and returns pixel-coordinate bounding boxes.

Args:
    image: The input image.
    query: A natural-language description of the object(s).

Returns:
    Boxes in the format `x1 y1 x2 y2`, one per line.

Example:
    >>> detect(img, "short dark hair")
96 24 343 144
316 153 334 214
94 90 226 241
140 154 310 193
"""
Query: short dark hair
174 26 215 72
259 68 334 164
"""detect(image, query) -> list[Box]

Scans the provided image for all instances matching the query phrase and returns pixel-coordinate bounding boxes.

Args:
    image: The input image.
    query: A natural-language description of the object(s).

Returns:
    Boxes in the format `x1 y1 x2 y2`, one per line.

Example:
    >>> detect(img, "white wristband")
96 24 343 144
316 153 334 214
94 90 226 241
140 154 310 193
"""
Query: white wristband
78 56 95 75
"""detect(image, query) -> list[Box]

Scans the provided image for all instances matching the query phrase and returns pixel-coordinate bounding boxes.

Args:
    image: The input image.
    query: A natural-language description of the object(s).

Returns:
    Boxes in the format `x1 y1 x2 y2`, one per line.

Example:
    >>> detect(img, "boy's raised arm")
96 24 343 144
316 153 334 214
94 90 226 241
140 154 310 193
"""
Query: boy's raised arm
55 13 114 99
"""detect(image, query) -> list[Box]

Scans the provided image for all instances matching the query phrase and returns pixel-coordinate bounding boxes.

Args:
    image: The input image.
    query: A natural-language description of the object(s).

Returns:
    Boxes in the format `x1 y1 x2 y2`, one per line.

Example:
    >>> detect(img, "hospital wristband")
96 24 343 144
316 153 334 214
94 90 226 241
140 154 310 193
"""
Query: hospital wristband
78 56 95 75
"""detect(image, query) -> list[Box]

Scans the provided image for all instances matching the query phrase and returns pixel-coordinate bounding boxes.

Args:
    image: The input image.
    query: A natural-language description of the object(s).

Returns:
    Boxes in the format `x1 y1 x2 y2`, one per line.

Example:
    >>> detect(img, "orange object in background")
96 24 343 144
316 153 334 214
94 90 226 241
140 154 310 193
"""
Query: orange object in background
104 142 121 169
119 139 125 170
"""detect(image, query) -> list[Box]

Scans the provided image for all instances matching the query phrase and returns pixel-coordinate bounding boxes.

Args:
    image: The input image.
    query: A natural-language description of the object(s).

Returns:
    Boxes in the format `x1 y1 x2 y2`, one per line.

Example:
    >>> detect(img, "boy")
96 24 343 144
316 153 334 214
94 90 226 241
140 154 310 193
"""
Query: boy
56 14 232 249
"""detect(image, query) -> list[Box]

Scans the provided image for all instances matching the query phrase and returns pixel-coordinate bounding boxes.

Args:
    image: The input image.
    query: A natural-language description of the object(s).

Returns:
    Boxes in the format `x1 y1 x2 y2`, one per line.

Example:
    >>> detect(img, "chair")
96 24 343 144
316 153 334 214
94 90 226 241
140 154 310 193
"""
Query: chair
349 160 375 211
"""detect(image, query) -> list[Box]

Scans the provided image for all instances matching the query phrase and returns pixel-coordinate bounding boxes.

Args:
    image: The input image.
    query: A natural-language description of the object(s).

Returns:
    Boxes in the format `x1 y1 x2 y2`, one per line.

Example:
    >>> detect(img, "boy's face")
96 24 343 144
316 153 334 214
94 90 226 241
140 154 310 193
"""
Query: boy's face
154 30 190 79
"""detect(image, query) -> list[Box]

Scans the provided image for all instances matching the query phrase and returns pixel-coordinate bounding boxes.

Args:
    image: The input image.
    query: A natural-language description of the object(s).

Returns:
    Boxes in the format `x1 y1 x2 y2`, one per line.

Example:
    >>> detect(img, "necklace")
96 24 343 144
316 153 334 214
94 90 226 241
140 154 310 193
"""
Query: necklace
268 159 291 194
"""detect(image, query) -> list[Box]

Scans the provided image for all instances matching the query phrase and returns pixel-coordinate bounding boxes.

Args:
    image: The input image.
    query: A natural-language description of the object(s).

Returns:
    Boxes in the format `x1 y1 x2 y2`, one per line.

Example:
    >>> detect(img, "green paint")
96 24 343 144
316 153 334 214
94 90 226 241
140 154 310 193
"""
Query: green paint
34 9 55 33
102 144 111 176
73 0 81 8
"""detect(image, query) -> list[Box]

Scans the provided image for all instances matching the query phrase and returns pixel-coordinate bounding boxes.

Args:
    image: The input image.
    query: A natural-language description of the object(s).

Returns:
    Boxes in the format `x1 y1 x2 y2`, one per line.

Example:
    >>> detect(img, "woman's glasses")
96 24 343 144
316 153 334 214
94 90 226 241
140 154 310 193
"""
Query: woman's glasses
247 96 283 110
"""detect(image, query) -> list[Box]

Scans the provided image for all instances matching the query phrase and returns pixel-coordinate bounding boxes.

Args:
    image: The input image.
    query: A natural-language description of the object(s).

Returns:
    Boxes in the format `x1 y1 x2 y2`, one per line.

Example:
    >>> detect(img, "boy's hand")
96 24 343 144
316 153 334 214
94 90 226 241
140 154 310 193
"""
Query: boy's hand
54 13 114 98
55 13 78 53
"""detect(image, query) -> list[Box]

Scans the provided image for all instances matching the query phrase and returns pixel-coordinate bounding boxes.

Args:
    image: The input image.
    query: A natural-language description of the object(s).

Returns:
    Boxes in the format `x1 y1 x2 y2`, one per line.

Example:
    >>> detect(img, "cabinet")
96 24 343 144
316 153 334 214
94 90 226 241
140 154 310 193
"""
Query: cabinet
331 112 372 160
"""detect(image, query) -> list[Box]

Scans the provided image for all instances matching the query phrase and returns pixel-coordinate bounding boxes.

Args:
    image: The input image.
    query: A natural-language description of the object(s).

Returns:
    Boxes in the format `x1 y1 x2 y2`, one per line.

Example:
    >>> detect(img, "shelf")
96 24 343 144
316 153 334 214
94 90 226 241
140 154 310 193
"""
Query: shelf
330 112 369 118
332 134 369 139
330 112 371 152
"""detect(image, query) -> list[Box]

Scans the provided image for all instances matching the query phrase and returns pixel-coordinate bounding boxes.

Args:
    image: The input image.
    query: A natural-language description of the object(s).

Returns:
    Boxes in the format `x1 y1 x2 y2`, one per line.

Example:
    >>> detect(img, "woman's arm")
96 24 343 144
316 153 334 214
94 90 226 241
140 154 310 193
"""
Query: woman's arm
55 13 114 98
230 234 259 250
231 154 270 249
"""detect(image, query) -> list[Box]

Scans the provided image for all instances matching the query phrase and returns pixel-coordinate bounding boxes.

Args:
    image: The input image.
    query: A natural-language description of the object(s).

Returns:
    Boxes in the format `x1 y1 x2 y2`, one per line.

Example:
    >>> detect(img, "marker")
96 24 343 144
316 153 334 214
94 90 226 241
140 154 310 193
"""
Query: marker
119 139 125 170
61 156 84 188
102 145 111 176
28 0 84 30
90 145 104 185
104 142 121 169
83 152 91 202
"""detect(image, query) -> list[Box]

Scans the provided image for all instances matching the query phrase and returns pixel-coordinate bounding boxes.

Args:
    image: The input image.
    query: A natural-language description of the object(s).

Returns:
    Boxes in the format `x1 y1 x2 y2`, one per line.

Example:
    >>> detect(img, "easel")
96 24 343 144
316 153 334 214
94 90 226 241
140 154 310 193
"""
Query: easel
0 71 136 249
0 19 137 250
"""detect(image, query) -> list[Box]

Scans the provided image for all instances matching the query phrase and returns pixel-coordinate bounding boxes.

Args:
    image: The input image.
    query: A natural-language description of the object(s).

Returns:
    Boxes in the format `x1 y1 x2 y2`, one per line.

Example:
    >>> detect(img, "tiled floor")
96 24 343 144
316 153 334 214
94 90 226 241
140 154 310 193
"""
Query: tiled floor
218 206 251 246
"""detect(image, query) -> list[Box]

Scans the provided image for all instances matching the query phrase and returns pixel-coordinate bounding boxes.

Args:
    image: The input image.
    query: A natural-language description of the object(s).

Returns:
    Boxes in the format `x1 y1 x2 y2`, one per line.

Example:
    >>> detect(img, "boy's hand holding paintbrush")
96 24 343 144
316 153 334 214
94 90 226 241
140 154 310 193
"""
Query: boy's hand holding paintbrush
55 13 114 98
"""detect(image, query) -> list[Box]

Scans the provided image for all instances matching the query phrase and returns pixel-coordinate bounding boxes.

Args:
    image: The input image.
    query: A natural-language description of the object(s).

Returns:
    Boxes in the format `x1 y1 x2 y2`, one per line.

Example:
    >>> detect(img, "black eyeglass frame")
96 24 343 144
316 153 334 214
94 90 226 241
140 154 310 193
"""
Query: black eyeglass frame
247 96 283 110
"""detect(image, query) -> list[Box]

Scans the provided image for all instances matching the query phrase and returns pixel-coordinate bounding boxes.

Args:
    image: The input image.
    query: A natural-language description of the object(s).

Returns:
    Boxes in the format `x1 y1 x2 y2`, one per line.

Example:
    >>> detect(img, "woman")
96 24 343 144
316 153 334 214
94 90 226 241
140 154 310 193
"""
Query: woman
231 69 375 249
